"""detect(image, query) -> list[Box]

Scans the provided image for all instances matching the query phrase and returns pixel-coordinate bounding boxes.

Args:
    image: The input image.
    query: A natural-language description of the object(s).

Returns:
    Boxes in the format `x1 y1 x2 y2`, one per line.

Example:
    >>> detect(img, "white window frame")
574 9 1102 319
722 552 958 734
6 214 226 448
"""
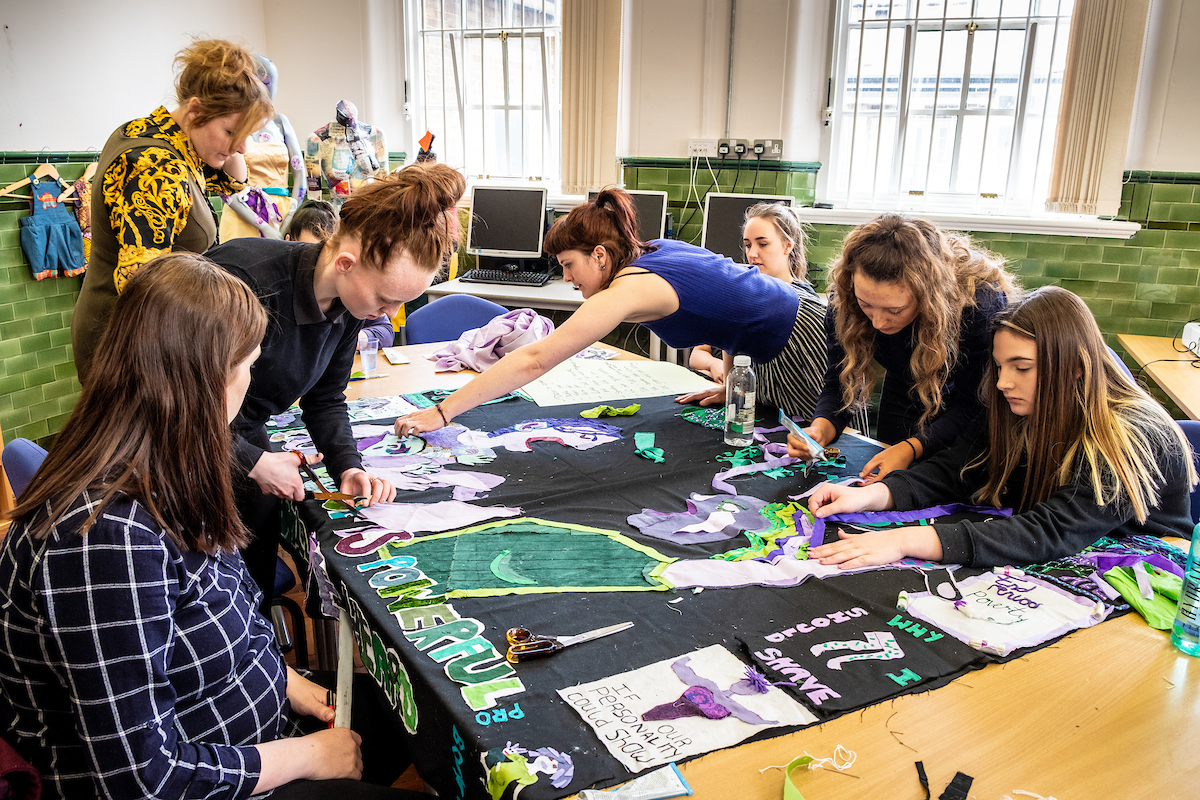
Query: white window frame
404 0 562 183
825 0 1075 217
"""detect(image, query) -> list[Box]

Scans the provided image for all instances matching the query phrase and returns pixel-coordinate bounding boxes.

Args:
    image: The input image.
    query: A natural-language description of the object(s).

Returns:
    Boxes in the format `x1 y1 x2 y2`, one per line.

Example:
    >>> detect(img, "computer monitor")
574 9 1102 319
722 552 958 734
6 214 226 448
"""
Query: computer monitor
466 185 549 258
701 192 795 264
587 189 669 240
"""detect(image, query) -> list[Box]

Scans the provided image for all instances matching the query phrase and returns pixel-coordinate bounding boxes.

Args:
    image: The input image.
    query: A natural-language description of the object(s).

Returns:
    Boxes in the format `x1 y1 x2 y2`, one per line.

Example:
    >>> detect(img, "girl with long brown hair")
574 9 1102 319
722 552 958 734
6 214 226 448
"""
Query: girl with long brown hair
73 38 274 383
801 286 1196 568
0 255 426 799
791 213 1019 482
394 188 829 435
207 162 466 603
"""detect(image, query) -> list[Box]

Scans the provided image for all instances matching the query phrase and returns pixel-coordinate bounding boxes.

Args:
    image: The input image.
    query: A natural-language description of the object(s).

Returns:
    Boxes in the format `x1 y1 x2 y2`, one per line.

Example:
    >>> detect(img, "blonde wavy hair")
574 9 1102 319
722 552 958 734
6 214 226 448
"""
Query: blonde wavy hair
829 214 1018 429
973 286 1196 520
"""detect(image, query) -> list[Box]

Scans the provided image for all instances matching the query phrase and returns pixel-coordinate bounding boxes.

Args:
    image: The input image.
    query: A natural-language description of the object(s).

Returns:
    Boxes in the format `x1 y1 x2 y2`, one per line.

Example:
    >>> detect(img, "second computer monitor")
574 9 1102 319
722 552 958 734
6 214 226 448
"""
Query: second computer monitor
587 189 669 240
466 185 549 258
701 192 795 264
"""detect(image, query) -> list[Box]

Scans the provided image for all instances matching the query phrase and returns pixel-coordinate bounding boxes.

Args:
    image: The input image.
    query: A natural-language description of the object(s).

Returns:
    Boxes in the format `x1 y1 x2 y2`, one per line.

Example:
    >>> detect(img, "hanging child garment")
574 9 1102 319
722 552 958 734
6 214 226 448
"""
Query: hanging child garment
19 177 86 280
68 175 93 263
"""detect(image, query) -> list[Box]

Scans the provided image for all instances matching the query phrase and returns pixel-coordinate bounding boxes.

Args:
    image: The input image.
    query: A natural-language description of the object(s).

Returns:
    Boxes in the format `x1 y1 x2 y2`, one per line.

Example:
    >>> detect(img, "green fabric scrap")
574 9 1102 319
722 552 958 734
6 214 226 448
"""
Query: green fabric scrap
1102 565 1183 630
761 466 793 479
784 756 814 800
581 403 641 418
634 431 665 462
680 405 725 430
379 517 675 598
717 446 762 466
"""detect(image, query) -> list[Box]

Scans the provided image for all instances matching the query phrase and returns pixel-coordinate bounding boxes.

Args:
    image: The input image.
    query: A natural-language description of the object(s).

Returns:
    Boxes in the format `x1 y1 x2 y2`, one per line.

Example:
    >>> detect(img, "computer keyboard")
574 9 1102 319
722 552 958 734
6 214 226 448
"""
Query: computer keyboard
459 268 552 287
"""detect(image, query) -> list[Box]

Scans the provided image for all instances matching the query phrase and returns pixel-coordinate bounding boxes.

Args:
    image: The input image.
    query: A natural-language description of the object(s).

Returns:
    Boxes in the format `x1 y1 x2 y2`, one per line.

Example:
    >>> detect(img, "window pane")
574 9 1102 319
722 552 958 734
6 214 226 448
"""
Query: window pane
979 114 1014 195
423 0 441 28
926 115 958 192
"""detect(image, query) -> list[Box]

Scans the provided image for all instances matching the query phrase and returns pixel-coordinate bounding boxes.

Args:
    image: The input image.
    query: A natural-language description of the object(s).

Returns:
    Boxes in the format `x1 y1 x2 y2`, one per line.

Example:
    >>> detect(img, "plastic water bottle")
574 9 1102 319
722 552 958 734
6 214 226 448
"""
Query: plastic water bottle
723 355 756 447
1171 522 1200 656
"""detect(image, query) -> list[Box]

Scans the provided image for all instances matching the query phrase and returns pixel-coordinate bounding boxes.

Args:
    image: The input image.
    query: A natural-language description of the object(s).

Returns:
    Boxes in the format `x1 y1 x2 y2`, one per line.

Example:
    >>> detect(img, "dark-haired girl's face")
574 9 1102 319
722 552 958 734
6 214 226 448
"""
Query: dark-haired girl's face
853 274 917 335
993 329 1038 417
558 247 607 297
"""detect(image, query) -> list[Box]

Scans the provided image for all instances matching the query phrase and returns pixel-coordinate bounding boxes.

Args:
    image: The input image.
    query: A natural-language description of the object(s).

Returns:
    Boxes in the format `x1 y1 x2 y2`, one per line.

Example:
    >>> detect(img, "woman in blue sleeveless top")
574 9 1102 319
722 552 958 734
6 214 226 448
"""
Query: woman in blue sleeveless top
395 188 827 436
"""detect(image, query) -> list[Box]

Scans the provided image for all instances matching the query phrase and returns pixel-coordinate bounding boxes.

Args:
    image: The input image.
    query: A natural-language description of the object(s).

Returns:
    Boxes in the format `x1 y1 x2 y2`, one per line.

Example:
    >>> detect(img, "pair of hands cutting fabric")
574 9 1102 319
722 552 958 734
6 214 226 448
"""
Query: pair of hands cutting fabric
784 417 921 483
248 450 395 505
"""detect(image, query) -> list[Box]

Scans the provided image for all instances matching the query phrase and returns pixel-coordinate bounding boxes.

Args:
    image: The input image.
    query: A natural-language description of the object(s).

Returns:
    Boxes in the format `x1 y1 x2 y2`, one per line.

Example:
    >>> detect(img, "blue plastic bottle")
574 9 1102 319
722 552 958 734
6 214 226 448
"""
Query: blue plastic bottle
1170 522 1200 657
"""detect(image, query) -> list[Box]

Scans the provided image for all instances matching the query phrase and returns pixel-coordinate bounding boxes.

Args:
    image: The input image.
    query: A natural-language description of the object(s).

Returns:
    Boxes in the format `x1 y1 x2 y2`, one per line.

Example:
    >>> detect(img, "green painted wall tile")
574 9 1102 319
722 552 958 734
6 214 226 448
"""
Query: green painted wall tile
0 374 22 394
1164 230 1200 249
667 169 691 185
3 352 36 375
1144 248 1184 266
637 168 667 184
1084 298 1113 318
987 240 1028 259
23 366 54 388
1043 262 1079 279
41 378 75 401
1081 263 1119 281
1025 243 1065 260
1153 302 1193 320
35 345 69 369
1158 267 1198 286
1134 284 1175 302
19 332 50 354
13 419 48 442
31 312 63 334
1130 229 1166 248
1102 246 1142 265
1064 244 1103 261
1112 299 1153 317
1127 318 1175 337
0 318 33 339
1148 202 1174 221
1149 183 1194 203
1060 279 1098 295
1117 265 1158 283
1169 204 1200 223
1092 281 1137 299
0 406 31 432
0 339 17 362
53 361 77 381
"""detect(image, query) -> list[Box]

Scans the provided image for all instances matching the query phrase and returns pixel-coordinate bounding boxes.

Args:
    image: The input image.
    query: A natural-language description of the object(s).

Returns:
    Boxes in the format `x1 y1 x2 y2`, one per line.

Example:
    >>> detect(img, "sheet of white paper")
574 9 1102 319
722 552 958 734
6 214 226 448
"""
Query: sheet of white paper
523 359 715 407
382 347 411 365
558 644 816 773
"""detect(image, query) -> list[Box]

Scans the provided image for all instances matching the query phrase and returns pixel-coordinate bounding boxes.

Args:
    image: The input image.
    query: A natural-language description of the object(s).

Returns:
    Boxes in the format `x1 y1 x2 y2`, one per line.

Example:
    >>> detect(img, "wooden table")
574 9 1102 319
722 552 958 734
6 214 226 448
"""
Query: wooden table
1118 333 1200 420
337 343 1200 799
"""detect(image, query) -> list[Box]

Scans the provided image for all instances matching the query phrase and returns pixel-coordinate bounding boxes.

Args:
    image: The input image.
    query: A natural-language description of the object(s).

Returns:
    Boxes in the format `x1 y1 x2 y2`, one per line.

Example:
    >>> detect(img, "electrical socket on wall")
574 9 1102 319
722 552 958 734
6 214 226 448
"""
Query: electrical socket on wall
753 139 784 160
687 138 719 158
718 138 752 159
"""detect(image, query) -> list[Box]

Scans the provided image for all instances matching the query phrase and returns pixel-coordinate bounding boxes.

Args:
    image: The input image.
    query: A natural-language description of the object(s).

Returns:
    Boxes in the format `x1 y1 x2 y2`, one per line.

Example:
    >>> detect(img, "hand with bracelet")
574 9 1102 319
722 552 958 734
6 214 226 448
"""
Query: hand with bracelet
394 401 450 437
858 436 922 484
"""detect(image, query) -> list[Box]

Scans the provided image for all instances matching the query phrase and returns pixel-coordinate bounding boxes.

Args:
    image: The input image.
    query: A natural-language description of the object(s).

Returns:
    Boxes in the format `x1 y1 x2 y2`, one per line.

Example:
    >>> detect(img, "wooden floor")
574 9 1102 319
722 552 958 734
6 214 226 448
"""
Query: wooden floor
278 551 426 793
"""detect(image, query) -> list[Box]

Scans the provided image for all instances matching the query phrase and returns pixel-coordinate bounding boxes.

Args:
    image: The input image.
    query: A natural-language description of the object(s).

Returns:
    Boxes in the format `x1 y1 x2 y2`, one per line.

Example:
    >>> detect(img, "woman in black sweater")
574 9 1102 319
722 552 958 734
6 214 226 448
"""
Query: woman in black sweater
801 286 1196 568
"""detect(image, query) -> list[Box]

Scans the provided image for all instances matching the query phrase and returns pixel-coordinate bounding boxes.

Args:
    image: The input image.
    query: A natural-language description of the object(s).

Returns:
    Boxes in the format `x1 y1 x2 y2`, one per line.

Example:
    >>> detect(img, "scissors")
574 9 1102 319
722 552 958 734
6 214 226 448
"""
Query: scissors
290 451 368 520
505 621 634 663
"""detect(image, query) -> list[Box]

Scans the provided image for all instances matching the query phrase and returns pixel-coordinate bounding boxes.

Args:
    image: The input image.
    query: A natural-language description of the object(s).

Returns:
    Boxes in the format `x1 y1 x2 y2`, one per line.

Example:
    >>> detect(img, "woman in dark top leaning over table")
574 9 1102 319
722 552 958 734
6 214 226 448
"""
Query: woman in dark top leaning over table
394 187 829 436
798 286 1197 569
790 214 1019 482
0 255 424 800
206 162 464 603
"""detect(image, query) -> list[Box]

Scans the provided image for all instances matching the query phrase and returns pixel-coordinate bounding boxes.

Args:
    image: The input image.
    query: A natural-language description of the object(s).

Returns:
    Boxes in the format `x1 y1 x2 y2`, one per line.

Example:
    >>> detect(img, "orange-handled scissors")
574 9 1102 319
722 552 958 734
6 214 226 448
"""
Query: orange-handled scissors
290 450 367 520
506 621 634 663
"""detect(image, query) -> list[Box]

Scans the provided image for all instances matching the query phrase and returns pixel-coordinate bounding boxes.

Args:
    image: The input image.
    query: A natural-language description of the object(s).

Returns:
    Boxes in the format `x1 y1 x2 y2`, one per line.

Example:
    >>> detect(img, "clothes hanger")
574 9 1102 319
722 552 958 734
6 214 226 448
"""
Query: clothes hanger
0 161 64 200
58 162 98 202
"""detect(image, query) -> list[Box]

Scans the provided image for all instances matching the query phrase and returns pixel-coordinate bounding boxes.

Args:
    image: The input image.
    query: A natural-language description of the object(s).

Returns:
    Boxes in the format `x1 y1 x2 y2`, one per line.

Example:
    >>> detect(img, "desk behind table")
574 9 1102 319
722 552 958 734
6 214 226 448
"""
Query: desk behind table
1117 333 1200 420
280 359 1192 800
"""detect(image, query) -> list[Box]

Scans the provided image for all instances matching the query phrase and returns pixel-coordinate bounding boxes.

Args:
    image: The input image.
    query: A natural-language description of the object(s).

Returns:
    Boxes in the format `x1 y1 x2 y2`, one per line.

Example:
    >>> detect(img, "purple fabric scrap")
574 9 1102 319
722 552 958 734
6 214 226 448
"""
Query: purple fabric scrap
805 503 1015 547
430 308 554 372
642 686 731 721
627 493 773 544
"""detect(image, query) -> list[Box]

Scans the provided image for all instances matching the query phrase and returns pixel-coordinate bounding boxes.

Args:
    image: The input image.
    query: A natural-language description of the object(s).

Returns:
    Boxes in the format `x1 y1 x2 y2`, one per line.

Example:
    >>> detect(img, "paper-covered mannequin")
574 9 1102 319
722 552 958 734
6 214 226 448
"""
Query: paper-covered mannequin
220 55 307 241
305 100 387 209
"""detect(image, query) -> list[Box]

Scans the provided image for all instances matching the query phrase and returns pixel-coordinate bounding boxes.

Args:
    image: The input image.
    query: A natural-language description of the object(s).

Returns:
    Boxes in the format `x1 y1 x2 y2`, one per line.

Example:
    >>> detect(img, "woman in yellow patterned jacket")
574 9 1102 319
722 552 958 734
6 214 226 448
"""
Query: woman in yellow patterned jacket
71 39 272 384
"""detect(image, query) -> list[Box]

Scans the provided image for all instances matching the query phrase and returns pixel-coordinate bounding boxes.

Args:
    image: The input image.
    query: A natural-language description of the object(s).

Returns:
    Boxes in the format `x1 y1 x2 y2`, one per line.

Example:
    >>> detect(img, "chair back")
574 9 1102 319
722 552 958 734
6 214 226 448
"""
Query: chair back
1178 420 1200 524
1107 345 1134 380
405 294 508 344
1 438 48 498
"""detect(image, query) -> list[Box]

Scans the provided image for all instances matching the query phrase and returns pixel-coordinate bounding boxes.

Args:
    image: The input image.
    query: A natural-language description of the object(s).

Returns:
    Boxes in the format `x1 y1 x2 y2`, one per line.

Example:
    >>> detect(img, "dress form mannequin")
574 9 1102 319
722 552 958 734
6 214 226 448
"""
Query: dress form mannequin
220 55 307 241
305 100 387 209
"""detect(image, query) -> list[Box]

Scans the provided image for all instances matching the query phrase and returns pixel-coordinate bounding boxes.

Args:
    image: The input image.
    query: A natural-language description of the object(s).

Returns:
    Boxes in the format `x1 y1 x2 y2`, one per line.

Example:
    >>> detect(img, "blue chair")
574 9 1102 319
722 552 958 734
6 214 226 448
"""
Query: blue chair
1 438 48 498
1178 420 1200 525
405 294 508 344
1107 345 1134 380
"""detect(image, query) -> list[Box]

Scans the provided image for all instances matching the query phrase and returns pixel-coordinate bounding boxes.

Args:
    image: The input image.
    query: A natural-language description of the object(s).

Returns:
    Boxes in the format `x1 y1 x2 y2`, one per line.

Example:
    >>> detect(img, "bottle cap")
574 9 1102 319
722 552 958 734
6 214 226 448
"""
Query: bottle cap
733 355 751 367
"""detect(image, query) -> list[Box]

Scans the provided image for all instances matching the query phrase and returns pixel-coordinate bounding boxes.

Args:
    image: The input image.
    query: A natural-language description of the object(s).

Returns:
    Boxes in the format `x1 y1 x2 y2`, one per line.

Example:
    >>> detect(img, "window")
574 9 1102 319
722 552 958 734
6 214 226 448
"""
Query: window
826 0 1074 214
407 0 562 181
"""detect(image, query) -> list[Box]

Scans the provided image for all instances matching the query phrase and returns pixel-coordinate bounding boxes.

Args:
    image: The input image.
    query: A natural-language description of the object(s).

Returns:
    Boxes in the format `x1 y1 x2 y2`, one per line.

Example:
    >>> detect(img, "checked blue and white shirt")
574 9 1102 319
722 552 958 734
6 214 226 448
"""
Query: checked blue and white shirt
0 491 288 799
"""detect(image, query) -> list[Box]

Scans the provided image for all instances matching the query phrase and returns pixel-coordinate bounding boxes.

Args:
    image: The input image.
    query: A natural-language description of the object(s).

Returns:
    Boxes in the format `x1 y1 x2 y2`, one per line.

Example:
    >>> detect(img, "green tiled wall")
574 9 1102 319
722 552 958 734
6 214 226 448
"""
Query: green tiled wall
0 156 95 446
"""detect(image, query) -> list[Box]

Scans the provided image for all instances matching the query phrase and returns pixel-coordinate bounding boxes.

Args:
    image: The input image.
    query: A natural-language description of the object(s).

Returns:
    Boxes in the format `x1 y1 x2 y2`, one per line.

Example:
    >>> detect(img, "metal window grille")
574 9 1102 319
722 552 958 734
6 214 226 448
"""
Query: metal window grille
408 0 561 180
827 0 1074 214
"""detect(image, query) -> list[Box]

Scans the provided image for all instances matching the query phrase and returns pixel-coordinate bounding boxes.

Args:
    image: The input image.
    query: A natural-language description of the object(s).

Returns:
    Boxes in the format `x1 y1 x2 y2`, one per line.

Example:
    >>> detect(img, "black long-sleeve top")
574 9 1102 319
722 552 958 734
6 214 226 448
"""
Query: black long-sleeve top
880 424 1194 567
813 283 1006 453
206 239 365 482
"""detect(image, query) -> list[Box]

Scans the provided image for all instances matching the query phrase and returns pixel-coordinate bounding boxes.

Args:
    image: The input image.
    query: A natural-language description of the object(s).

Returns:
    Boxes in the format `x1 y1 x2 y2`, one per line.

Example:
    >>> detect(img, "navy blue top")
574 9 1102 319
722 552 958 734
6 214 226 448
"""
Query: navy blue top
0 492 285 799
207 239 365 482
632 239 799 363
813 282 1007 454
